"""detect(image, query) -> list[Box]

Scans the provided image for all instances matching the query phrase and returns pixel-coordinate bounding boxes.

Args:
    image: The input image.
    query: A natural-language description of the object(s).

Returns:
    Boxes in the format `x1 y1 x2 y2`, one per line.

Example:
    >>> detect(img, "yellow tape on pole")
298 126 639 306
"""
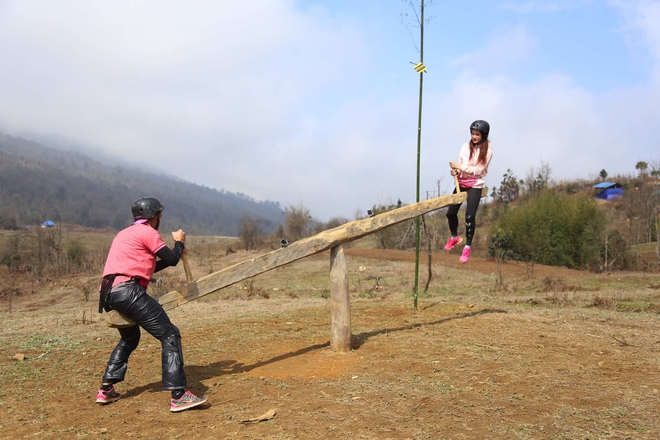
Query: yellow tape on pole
413 62 427 73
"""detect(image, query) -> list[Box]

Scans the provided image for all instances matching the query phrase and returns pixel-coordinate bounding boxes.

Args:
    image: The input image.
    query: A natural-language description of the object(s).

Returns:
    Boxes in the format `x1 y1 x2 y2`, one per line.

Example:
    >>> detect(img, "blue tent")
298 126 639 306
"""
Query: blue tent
593 182 623 200
41 220 56 228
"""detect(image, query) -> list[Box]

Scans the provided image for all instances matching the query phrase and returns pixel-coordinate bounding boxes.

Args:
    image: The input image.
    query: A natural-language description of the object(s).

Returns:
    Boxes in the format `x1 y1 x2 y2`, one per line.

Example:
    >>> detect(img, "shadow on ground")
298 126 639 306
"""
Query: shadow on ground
122 307 506 398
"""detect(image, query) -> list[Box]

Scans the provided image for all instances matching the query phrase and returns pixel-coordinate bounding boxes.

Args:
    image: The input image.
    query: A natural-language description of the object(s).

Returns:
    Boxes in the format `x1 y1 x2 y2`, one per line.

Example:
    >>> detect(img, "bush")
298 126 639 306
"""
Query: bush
601 229 633 271
1 253 21 272
67 241 86 262
239 215 262 251
66 241 87 266
489 190 607 270
0 215 18 230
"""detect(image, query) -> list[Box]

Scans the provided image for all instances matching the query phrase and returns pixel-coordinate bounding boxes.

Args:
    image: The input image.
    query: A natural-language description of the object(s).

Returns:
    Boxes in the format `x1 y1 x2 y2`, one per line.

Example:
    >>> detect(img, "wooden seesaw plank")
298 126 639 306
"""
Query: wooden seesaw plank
105 187 487 327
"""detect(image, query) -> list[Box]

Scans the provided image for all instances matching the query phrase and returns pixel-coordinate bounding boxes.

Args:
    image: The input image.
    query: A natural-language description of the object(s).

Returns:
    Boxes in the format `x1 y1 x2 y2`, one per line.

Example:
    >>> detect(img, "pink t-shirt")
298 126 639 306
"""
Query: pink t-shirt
102 224 167 286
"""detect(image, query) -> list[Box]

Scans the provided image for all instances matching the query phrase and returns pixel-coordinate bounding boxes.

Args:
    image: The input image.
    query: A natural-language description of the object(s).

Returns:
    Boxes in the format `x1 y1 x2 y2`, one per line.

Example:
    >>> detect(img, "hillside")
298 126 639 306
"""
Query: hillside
0 133 284 235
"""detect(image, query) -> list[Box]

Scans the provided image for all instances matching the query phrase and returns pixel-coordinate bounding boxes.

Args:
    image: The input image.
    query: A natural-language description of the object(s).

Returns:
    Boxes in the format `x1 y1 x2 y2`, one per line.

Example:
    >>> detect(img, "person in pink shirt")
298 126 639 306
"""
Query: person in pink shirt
95 197 208 412
444 120 493 263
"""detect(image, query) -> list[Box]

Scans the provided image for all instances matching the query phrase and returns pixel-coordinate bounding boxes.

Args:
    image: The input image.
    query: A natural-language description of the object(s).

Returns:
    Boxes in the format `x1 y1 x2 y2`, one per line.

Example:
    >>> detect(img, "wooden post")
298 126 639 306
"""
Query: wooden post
330 245 351 353
454 173 461 194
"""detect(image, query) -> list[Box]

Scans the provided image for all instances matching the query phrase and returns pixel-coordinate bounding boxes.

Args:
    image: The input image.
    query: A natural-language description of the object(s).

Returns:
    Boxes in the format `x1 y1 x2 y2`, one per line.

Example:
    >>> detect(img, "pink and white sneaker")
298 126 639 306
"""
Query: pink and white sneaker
444 236 463 250
170 391 208 412
96 386 121 404
459 247 471 264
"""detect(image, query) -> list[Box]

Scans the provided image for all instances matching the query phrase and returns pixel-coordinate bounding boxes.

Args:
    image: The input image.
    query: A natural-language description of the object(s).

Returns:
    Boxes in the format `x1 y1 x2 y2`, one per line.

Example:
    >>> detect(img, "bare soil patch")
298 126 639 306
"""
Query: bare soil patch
2 246 660 439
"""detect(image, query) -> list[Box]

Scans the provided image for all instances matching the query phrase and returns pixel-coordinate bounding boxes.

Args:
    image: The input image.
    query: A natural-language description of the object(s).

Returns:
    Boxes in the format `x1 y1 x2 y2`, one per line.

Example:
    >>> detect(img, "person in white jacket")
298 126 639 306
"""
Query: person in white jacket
444 120 493 263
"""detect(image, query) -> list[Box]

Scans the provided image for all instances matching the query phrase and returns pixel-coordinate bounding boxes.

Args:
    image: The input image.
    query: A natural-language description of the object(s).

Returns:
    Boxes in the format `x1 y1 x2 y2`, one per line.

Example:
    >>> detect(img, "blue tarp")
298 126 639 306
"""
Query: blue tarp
41 220 56 227
596 188 624 200
593 182 619 189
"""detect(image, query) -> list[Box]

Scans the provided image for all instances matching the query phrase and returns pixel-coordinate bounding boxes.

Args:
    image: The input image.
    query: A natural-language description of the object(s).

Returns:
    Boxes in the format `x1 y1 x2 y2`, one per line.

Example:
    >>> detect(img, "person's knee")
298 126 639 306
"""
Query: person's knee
119 332 140 352
465 214 476 227
161 324 183 371
161 325 183 360
161 325 181 347
118 338 139 353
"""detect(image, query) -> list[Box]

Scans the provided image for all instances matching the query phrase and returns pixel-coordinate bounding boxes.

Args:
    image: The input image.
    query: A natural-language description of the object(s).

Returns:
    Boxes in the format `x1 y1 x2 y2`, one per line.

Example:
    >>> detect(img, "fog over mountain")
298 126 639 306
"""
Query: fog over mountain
0 133 285 236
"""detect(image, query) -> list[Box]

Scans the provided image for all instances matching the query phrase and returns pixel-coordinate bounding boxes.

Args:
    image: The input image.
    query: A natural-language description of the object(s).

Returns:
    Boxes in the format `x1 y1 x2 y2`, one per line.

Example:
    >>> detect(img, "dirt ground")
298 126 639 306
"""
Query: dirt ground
2 246 660 439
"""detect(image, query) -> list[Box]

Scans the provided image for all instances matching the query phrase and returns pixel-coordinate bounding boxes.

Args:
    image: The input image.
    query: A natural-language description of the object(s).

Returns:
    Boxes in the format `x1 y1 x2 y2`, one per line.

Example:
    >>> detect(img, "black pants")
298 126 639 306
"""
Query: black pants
102 281 186 390
446 187 482 246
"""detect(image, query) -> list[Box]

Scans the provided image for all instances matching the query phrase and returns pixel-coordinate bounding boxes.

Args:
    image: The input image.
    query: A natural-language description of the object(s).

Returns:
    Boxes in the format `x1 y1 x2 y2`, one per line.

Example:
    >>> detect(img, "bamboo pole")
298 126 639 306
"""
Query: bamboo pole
412 0 426 311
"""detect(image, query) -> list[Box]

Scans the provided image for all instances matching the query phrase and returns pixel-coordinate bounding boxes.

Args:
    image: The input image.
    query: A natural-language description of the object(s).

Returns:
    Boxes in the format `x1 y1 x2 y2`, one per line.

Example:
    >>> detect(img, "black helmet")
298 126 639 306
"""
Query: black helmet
470 120 490 138
131 197 164 220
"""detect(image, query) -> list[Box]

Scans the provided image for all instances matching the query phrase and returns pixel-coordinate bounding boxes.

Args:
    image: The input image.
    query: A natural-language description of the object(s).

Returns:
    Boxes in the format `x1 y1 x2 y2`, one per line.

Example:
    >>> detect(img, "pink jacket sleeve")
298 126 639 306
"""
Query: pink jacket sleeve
458 141 493 178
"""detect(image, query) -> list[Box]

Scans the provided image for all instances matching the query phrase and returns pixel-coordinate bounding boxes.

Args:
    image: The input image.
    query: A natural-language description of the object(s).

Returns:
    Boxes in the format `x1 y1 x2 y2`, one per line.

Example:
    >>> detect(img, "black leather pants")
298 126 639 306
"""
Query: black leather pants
102 281 186 390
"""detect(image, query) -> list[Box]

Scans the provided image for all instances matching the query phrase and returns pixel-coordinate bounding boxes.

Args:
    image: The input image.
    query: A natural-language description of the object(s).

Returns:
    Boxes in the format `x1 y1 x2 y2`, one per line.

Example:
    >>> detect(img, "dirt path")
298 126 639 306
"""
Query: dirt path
2 245 660 439
2 292 659 439
345 247 584 281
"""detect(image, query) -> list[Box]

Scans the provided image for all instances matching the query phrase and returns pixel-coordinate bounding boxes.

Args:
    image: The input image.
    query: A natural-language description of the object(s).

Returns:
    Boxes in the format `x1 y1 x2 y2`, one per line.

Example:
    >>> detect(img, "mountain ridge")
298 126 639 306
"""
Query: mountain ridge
0 132 284 235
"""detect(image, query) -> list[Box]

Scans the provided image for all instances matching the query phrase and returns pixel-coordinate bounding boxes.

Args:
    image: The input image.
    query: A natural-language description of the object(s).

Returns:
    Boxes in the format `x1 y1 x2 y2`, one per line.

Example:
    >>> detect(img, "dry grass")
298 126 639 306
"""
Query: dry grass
1 231 659 439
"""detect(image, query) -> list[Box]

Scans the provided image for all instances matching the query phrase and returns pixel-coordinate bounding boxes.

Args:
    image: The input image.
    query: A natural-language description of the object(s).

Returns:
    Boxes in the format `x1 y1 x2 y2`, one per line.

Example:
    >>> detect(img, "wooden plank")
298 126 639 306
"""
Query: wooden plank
330 245 351 353
105 187 487 327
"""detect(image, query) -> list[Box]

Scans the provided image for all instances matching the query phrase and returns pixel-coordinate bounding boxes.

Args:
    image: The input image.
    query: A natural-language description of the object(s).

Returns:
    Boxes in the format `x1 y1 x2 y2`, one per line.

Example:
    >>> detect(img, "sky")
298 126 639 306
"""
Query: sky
0 0 659 221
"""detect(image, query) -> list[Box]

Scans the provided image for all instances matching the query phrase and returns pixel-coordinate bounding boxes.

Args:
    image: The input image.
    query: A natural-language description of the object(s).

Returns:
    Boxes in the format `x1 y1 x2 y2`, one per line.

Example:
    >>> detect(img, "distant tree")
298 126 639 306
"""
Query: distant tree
650 159 660 178
314 216 350 234
0 234 21 272
112 212 129 230
599 169 608 181
600 229 633 273
239 215 262 251
621 159 660 249
284 203 311 242
635 161 648 176
651 160 660 259
22 226 48 279
524 161 552 198
0 211 18 229
44 222 64 276
496 168 520 202
488 227 515 285
325 217 349 229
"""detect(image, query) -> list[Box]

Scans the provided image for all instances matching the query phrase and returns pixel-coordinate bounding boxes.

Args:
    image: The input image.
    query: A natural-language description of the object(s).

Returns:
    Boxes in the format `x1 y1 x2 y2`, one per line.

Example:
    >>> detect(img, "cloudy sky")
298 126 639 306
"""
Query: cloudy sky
0 0 658 221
